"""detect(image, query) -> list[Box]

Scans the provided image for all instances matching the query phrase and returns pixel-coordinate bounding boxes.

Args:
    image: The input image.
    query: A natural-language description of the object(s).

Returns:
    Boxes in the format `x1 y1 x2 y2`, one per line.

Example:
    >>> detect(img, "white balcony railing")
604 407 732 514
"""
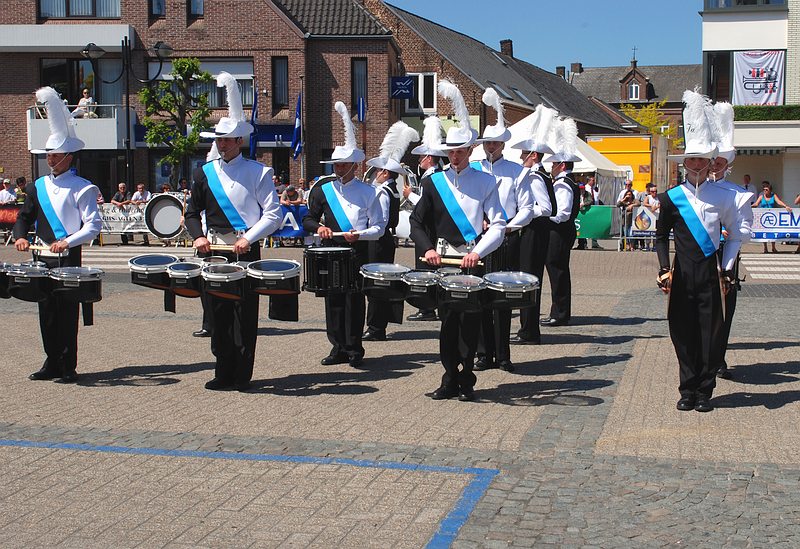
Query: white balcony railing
26 104 136 152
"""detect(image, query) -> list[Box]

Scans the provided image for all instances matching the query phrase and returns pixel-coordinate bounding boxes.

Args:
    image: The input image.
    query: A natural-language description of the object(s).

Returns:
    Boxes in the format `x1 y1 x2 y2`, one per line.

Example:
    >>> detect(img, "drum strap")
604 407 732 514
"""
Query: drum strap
35 177 68 240
431 172 478 243
321 182 354 232
164 290 176 313
82 302 93 327
202 163 247 232
667 185 717 258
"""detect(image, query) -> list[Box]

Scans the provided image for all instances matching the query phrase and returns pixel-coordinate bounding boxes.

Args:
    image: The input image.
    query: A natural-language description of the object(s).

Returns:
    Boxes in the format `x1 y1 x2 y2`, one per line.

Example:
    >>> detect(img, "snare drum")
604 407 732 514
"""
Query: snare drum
360 263 410 301
202 263 247 301
50 266 104 303
7 263 51 302
167 259 203 298
129 254 180 290
482 271 540 310
247 259 301 295
303 247 356 295
201 256 228 266
0 261 12 299
402 270 440 310
436 266 462 277
438 274 486 313
144 193 184 239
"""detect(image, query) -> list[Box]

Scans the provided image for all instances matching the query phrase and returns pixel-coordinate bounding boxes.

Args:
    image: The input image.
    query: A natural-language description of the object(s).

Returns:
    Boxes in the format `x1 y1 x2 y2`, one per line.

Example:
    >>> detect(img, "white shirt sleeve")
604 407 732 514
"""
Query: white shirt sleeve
472 184 507 258
549 180 573 224
506 174 534 229
65 185 102 247
527 170 552 218
243 166 282 243
357 188 387 241
407 191 421 205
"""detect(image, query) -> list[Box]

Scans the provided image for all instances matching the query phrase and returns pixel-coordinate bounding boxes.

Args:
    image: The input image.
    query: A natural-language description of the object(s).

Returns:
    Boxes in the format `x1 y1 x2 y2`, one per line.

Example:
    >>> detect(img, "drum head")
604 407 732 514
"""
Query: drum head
8 264 49 278
439 274 486 292
360 263 410 280
436 267 462 277
402 270 439 286
144 194 184 239
50 266 104 281
307 247 352 253
202 263 246 281
201 256 228 265
129 254 179 273
248 259 301 279
483 271 539 291
168 262 201 278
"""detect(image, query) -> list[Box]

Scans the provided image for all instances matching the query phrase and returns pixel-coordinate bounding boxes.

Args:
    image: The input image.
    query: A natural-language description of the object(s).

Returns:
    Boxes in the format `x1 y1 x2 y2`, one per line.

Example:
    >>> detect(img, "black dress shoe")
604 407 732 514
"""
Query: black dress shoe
458 389 476 402
540 317 568 327
362 329 386 341
204 378 233 391
236 382 252 392
473 358 495 371
407 311 438 321
349 356 364 368
510 335 540 345
192 329 210 338
54 372 78 384
676 397 696 411
694 397 714 413
320 354 349 366
29 368 59 381
716 367 731 379
497 360 515 373
428 387 459 400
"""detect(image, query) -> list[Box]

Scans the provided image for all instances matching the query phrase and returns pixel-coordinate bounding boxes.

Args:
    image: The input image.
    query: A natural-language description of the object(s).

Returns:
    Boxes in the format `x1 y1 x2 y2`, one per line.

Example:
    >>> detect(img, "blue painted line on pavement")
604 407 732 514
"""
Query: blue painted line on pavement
0 438 499 548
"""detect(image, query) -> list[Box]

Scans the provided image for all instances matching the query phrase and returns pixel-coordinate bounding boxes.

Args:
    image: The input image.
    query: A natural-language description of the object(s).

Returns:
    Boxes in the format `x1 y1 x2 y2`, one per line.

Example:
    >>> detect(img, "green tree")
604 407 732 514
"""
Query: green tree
620 99 684 149
139 58 212 185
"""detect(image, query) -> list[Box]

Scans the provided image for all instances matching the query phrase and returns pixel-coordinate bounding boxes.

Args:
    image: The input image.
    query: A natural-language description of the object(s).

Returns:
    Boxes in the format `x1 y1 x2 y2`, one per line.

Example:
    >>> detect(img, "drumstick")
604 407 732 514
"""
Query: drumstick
29 244 65 253
209 244 236 252
330 230 364 237
418 256 484 267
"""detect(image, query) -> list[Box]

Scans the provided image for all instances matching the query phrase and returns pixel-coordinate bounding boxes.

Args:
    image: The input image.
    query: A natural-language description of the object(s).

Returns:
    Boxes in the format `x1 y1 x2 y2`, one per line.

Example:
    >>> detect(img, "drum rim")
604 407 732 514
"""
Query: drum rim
49 266 104 281
128 254 180 273
401 270 440 286
144 193 184 239
360 262 410 280
305 246 354 253
7 266 50 278
247 259 301 280
438 274 486 292
483 271 540 292
201 264 247 282
436 267 463 275
167 262 202 279
201 256 229 265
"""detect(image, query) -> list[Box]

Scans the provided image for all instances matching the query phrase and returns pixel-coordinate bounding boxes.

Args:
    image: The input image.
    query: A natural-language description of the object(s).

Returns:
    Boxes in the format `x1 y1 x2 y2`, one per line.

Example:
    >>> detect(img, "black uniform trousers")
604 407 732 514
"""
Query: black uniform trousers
478 231 520 363
38 248 81 376
545 221 577 322
669 256 723 399
518 219 550 339
324 242 368 360
439 304 480 392
366 231 403 332
206 245 261 385
715 247 739 371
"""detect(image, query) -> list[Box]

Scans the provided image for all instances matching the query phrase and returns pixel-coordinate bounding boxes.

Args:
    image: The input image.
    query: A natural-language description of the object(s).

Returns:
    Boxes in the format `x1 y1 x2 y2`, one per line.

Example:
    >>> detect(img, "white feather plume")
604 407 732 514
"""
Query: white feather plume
378 121 419 162
482 87 505 130
682 89 713 146
334 101 358 151
217 71 245 122
712 101 734 150
438 79 471 132
534 104 557 146
420 115 444 149
553 117 578 156
36 86 76 142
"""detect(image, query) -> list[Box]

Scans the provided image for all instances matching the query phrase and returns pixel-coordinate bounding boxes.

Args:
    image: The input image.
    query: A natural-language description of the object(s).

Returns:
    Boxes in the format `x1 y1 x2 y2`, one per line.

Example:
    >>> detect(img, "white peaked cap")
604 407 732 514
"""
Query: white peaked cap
437 80 478 150
30 87 85 154
477 87 511 143
711 101 735 163
200 71 254 139
542 117 581 163
367 121 420 173
321 101 365 164
411 115 449 157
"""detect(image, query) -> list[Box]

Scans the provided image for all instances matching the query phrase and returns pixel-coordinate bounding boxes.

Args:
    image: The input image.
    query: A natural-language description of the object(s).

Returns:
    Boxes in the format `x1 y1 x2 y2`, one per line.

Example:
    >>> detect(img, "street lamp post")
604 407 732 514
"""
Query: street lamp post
81 36 173 188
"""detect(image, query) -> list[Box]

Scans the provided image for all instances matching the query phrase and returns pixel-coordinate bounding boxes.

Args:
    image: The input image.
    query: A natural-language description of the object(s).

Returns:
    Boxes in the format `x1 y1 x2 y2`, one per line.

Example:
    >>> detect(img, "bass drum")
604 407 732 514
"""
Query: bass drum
144 193 184 239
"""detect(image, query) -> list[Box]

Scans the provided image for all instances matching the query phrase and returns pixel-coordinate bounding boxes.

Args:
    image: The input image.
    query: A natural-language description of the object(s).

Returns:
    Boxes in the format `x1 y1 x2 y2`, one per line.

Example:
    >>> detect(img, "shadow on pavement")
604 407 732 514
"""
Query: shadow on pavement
728 341 800 351
257 326 325 336
77 361 215 387
568 316 658 326
541 334 639 346
726 361 800 386
712 390 800 410
383 329 440 341
478 379 613 406
514 353 632 376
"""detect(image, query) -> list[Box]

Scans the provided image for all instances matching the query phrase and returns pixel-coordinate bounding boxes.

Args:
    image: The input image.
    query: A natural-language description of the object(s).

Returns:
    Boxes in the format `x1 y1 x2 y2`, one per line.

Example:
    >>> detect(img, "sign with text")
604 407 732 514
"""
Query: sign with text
751 208 800 241
732 50 785 106
390 76 415 99
576 205 613 239
629 205 658 237
100 204 148 233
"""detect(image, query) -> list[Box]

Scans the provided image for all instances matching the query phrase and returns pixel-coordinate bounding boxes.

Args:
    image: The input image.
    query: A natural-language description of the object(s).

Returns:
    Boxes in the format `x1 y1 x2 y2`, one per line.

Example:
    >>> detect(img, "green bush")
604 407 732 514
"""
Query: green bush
734 105 800 121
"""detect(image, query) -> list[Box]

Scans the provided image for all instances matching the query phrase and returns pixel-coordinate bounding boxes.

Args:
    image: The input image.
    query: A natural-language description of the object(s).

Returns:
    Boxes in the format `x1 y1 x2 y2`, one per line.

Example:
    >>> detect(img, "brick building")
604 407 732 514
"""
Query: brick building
0 0 398 197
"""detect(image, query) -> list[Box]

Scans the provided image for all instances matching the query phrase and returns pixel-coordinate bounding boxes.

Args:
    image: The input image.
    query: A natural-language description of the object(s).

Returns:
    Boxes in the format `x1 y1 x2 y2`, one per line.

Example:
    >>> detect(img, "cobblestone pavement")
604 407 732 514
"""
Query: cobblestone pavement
0 241 798 547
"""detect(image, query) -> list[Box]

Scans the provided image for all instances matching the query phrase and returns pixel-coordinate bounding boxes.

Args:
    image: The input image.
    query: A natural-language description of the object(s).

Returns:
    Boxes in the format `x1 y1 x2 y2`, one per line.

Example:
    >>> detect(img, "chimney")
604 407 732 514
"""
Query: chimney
500 39 513 58
556 66 566 79
571 62 583 75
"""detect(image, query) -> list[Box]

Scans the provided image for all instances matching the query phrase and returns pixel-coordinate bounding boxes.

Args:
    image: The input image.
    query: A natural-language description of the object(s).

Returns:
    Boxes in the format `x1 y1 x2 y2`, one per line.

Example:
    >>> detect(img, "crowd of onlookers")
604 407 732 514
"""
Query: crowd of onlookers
0 177 28 205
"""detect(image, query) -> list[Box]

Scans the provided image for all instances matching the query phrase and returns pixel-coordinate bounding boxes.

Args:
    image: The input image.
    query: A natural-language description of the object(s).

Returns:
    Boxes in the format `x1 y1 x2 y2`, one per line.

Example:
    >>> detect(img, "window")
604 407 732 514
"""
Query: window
351 58 367 116
149 60 254 108
41 58 96 106
487 81 513 100
188 0 203 16
405 73 437 114
39 0 120 18
189 79 253 108
511 87 535 106
150 0 165 16
628 81 640 101
704 0 784 8
272 57 289 109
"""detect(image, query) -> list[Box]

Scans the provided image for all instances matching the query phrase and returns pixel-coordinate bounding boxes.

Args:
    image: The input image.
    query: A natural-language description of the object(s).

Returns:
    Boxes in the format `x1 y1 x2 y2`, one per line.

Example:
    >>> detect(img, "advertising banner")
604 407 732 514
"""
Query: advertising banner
629 205 658 237
576 205 614 239
732 50 785 106
272 205 308 237
751 208 800 241
100 204 148 233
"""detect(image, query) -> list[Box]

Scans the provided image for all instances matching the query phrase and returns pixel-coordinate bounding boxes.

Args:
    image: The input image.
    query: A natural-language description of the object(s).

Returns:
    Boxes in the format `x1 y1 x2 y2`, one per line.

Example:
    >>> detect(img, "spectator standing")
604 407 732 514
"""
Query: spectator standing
280 185 304 206
753 181 792 253
0 178 16 204
642 184 660 251
111 182 133 244
617 189 640 251
130 183 151 246
617 179 638 203
584 174 602 249
15 177 28 205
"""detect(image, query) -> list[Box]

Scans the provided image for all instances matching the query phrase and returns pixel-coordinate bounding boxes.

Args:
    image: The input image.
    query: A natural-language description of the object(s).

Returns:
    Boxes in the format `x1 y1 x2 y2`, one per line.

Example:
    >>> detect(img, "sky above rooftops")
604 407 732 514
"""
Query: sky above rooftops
389 0 702 72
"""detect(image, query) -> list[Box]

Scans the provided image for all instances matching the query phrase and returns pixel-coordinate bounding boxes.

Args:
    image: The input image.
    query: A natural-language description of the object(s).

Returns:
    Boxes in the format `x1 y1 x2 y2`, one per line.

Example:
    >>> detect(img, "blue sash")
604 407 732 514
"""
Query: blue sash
321 182 354 232
202 162 247 231
35 176 68 240
470 161 508 220
668 186 717 258
431 171 478 243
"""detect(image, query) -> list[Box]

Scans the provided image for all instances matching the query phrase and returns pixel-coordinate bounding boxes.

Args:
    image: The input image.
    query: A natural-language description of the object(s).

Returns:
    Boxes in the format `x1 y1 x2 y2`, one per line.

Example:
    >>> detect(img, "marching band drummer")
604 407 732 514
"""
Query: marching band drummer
302 101 386 368
13 87 102 383
186 72 281 392
472 88 533 373
410 80 506 402
362 121 420 341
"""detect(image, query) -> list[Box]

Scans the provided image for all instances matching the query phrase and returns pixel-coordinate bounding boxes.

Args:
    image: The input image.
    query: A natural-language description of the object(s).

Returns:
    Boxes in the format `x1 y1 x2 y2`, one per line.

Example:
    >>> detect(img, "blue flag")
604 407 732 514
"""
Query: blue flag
291 93 302 160
249 86 258 159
